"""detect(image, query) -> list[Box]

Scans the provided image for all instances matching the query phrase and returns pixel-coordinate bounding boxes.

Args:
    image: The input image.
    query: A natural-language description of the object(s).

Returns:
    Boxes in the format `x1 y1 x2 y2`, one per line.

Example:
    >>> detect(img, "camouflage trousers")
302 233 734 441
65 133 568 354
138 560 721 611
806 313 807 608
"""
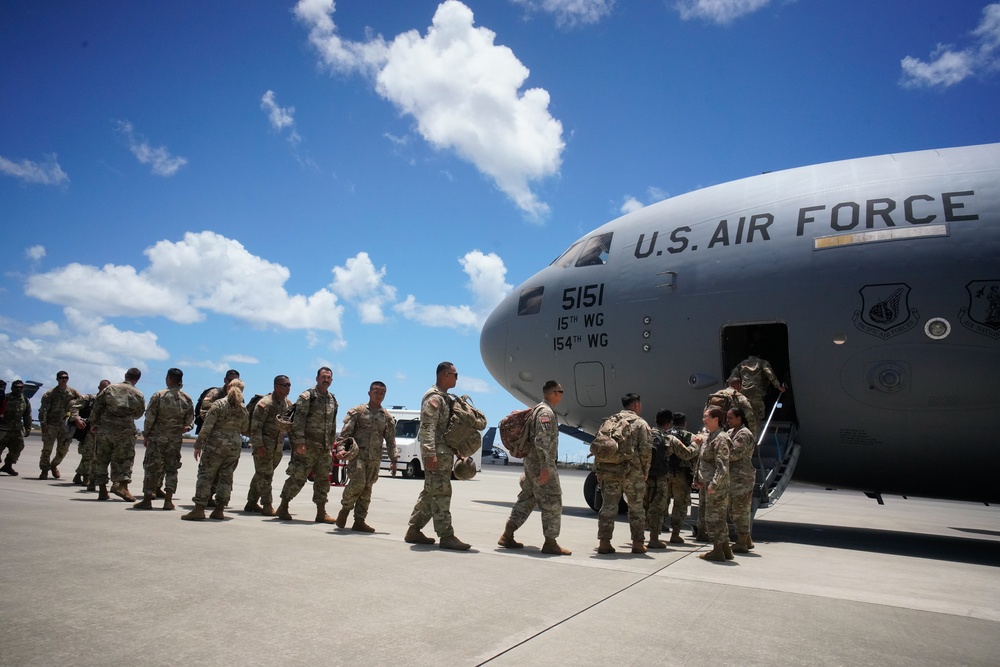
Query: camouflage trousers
40 425 73 471
93 427 137 485
704 481 731 544
408 468 454 538
340 456 381 520
729 463 755 533
644 474 670 533
193 441 240 506
666 470 693 530
508 467 563 539
280 445 332 504
75 432 96 479
247 440 283 506
597 468 646 541
141 437 183 495
0 429 25 466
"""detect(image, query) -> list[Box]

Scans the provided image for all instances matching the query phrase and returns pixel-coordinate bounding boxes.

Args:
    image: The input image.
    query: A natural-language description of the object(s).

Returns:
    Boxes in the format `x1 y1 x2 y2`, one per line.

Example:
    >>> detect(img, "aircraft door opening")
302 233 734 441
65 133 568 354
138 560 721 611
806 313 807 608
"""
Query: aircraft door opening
721 323 795 424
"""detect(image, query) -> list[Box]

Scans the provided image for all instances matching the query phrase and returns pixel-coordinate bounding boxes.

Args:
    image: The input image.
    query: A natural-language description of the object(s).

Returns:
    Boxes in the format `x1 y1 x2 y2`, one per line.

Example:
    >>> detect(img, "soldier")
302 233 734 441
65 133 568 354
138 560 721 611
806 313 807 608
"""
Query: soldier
498 380 571 555
90 368 146 501
37 371 82 479
196 369 239 507
727 354 785 423
182 380 248 521
727 406 756 554
665 412 697 544
333 380 398 532
276 367 339 523
136 368 194 511
0 380 33 476
707 378 759 438
68 380 111 486
245 375 293 516
595 393 652 555
645 409 696 549
404 361 471 550
693 405 733 562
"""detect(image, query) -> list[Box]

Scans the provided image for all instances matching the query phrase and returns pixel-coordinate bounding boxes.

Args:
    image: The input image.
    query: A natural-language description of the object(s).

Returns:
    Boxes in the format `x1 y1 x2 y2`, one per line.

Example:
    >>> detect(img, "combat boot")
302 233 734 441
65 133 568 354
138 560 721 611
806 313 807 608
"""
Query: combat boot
155 488 165 499
182 504 206 521
733 533 750 554
647 533 667 549
163 491 175 511
439 535 471 551
694 527 710 542
276 499 292 521
351 519 376 533
97 484 110 500
39 469 48 480
700 543 726 561
541 538 571 556
334 507 351 529
597 539 616 554
243 500 263 514
209 504 226 520
498 521 523 549
722 540 734 561
0 463 17 476
669 527 685 544
260 503 275 517
747 531 755 550
631 539 648 554
87 481 97 492
72 473 84 485
133 494 154 510
404 526 435 544
113 482 136 502
50 465 61 479
314 502 337 524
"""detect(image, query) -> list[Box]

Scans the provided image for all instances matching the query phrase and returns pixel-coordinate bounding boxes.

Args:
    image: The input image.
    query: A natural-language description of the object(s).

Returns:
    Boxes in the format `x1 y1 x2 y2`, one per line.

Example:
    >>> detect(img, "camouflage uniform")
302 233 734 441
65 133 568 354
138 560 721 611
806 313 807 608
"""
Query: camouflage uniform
596 410 652 543
408 385 457 538
198 387 225 423
695 428 731 544
68 394 100 481
728 356 782 422
336 403 397 522
90 381 146 486
192 397 247 507
727 425 756 534
280 387 338 504
645 427 693 534
0 392 32 468
38 384 82 472
507 401 563 539
247 393 293 508
142 386 194 495
707 387 759 439
665 427 698 532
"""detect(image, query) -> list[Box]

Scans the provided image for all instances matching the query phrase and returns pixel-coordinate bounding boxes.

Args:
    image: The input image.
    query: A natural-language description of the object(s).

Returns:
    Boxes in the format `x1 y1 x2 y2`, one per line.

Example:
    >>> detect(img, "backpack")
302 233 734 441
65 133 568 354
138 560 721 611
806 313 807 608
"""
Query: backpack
444 394 487 457
706 389 734 412
589 413 634 464
241 394 266 438
648 428 670 476
498 406 539 458
194 387 220 434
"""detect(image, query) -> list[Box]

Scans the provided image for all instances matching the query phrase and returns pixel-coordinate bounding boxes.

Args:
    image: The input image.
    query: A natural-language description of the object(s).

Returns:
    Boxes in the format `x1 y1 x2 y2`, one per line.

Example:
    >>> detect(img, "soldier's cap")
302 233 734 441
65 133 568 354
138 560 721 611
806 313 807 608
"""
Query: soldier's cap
11 379 24 387
57 371 69 380
225 369 240 380
453 456 477 481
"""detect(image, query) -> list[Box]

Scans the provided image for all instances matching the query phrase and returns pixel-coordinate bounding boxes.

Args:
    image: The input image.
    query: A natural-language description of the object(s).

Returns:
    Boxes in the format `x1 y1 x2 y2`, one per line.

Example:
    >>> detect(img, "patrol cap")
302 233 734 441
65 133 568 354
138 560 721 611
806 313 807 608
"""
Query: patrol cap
225 369 240 381
339 437 359 461
453 456 477 480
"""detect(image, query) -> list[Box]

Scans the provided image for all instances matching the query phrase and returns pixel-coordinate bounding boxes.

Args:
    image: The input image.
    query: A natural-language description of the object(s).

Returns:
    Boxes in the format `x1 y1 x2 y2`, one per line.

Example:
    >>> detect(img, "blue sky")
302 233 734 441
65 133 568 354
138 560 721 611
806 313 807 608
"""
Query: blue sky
3 0 999 463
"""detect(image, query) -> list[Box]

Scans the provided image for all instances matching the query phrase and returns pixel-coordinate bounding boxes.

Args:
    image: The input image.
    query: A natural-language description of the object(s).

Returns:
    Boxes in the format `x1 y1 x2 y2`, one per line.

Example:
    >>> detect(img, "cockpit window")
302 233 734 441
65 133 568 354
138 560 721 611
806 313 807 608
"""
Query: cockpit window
517 286 544 316
575 232 613 267
552 240 584 268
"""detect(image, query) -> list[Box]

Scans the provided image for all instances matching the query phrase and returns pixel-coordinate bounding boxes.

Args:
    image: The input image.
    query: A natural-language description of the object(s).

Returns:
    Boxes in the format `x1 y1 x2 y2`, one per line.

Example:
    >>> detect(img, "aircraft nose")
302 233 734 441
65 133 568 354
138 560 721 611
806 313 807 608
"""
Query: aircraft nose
480 293 513 390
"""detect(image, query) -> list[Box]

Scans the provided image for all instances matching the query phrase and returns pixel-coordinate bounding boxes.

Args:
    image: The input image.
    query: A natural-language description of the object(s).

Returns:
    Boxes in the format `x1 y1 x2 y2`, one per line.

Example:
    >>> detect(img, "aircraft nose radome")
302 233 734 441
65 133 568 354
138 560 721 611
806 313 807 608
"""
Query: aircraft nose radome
480 296 511 390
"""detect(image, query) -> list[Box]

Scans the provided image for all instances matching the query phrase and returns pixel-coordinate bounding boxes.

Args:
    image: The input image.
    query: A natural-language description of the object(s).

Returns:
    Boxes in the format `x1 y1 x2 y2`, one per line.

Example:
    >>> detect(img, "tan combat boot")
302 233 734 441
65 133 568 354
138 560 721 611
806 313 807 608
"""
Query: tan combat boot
276 498 292 521
314 502 337 524
334 507 351 529
39 469 49 480
647 533 667 549
631 539 648 554
404 526 435 544
722 540 735 560
597 539 616 554
181 504 206 521
439 535 471 551
700 542 726 561
209 504 226 520
133 494 154 510
163 491 175 511
243 500 263 514
669 527 685 544
541 538 571 556
260 503 275 517
498 521 524 549
50 466 61 479
733 533 750 554
97 484 109 500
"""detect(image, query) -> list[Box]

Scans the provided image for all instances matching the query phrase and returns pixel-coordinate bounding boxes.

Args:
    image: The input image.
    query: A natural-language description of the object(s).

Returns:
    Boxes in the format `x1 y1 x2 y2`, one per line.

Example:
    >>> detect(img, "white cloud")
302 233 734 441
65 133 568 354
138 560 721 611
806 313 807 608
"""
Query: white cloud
295 0 564 220
620 196 643 214
222 354 259 364
117 120 188 177
675 0 772 24
331 252 398 324
510 0 615 27
456 375 491 394
0 154 68 186
619 187 668 215
26 245 47 261
28 321 60 337
261 90 302 145
901 4 1000 88
394 295 479 329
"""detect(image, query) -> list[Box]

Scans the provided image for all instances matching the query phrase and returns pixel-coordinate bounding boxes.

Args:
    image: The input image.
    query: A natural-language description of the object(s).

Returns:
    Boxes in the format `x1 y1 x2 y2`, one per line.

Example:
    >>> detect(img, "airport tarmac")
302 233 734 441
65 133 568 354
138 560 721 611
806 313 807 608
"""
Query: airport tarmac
1 434 998 666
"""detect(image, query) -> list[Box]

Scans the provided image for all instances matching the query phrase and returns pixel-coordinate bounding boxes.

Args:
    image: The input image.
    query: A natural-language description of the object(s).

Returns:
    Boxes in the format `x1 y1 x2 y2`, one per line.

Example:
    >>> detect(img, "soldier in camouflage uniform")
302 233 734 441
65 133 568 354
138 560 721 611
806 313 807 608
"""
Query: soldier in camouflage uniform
645 409 696 549
197 369 239 507
498 380 571 556
181 380 248 521
90 368 146 502
244 375 293 516
276 367 339 524
136 368 194 511
694 405 733 562
405 362 471 551
596 393 652 555
707 380 759 439
727 355 785 423
333 381 398 532
0 380 33 476
665 412 697 544
726 407 756 554
38 371 82 479
68 380 111 487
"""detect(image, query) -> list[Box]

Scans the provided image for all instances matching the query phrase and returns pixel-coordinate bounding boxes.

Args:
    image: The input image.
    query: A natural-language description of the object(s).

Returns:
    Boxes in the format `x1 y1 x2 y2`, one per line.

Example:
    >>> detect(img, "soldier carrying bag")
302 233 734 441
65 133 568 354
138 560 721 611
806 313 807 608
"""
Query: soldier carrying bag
498 405 540 458
444 394 487 457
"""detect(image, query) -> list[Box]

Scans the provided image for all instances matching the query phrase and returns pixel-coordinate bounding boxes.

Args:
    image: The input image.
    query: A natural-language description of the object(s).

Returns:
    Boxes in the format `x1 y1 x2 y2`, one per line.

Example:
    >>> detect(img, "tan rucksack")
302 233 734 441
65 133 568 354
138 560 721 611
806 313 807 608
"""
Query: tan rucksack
589 413 634 464
444 394 487 457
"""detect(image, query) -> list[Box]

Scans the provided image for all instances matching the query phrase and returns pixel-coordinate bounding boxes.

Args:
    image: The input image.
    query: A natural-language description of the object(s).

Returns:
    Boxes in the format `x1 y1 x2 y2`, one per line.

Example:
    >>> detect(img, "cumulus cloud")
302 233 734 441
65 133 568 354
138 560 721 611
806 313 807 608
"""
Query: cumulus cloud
900 4 1000 88
0 154 68 186
510 0 615 27
117 120 188 176
331 252 398 324
295 0 564 220
26 245 46 261
619 186 668 215
261 90 302 145
675 0 772 24
620 196 644 214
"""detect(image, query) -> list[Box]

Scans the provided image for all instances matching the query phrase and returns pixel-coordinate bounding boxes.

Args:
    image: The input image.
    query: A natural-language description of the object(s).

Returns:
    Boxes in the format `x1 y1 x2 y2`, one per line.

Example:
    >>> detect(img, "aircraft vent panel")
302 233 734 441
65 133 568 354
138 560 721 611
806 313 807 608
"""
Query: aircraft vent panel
574 362 607 408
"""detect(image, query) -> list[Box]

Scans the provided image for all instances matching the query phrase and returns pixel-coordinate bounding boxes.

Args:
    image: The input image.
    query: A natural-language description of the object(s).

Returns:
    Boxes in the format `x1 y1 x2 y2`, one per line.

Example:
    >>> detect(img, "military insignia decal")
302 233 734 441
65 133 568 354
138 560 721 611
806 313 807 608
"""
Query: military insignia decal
959 280 1000 340
853 284 919 339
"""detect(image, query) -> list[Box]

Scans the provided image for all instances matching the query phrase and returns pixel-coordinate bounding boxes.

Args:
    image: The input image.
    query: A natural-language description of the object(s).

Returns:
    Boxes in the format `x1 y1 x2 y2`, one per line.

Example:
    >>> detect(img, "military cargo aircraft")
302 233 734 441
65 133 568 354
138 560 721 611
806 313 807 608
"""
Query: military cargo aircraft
481 143 1000 508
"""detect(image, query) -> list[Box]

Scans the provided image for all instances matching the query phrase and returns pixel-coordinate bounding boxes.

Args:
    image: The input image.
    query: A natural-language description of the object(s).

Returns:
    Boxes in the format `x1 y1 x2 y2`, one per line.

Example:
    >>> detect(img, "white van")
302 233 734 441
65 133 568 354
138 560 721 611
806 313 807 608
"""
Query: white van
382 408 482 478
